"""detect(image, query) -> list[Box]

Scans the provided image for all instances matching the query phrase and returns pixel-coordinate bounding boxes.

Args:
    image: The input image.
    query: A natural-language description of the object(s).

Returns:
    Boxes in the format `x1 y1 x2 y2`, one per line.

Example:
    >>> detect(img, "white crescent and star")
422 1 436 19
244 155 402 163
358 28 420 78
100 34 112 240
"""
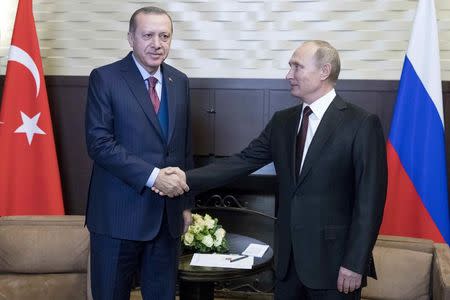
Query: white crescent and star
4 45 45 145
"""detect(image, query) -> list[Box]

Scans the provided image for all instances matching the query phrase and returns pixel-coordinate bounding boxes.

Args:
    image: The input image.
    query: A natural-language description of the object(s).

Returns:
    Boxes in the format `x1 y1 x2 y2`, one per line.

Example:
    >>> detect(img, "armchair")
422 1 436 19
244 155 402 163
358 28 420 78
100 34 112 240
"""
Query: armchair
362 235 450 300
0 215 89 300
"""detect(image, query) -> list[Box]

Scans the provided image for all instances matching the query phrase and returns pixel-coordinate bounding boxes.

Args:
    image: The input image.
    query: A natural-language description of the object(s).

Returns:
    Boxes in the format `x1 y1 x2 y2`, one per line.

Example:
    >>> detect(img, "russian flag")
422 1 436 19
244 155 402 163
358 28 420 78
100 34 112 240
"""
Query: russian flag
380 0 450 244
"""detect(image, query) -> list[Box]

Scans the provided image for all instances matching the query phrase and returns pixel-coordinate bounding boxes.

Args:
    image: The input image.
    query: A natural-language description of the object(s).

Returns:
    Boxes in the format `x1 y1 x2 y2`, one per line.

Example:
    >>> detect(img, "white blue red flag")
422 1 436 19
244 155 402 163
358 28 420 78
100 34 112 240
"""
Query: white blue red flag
380 0 449 243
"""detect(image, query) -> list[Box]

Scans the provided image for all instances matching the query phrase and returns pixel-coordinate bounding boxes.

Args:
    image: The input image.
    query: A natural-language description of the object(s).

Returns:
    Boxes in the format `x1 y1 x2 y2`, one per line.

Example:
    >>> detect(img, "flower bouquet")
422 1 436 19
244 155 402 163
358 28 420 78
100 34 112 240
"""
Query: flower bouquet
182 213 229 253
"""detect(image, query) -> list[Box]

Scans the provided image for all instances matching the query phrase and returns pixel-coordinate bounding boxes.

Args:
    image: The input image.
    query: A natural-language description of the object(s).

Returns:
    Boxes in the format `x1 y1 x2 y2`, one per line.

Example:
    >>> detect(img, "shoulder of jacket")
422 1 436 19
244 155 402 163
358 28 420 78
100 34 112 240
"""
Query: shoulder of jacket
162 63 188 81
90 59 123 77
334 94 375 121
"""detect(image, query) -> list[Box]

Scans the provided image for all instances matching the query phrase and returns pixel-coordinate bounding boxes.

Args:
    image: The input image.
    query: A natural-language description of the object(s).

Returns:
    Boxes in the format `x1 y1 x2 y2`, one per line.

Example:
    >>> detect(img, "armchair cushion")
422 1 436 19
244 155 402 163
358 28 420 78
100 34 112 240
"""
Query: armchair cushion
362 246 432 300
0 215 88 273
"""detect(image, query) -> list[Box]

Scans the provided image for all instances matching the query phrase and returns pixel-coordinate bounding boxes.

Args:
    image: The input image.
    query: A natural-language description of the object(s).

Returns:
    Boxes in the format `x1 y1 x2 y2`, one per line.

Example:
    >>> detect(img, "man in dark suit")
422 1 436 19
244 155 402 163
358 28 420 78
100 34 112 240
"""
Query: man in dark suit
157 40 387 299
85 6 191 300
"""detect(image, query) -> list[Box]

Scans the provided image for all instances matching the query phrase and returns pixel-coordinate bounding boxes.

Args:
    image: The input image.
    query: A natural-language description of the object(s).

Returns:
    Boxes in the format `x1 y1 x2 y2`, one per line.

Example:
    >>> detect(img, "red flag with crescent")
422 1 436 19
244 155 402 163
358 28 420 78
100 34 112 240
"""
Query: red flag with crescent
0 0 64 215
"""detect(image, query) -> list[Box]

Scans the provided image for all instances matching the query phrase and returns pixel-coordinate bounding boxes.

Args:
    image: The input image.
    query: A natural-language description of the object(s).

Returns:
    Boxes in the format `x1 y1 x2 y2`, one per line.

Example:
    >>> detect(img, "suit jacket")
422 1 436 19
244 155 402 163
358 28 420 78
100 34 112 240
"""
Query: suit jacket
85 52 193 241
187 95 387 289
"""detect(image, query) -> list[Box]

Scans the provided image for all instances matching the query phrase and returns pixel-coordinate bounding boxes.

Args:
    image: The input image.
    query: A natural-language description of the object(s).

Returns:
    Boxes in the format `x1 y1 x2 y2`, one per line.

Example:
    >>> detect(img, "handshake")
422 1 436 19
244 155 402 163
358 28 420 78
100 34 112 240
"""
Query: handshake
152 167 189 198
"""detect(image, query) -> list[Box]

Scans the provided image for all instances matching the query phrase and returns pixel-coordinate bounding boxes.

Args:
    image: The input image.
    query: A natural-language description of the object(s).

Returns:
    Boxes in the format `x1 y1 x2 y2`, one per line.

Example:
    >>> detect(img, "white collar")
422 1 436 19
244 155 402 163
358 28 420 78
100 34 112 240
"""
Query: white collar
131 53 163 83
304 89 336 120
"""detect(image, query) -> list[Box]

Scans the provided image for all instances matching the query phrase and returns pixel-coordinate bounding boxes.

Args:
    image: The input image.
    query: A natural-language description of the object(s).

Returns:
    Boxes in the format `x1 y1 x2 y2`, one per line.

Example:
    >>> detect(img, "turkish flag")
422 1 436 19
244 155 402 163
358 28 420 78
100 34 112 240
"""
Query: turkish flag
0 0 64 215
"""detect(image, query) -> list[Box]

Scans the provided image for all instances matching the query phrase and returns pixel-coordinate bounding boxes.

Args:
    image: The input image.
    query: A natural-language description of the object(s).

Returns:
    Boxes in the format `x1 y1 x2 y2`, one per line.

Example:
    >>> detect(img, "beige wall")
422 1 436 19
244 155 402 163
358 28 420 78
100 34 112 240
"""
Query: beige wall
0 0 449 80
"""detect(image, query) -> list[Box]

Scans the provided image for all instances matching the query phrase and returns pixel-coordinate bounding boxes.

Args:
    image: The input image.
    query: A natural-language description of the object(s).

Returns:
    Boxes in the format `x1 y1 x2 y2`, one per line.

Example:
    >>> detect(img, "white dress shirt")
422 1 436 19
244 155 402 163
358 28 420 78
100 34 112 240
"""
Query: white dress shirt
298 89 336 171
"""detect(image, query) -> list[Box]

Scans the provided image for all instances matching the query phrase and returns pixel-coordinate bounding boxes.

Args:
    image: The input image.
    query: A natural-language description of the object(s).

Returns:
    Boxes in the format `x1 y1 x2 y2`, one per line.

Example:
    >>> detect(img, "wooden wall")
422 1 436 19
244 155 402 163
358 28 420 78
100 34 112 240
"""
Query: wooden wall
1 76 449 214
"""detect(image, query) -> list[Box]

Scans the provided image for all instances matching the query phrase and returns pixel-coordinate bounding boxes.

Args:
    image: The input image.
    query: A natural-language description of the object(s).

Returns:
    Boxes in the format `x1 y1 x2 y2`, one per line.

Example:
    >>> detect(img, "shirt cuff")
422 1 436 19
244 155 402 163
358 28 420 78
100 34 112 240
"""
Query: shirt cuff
146 167 160 188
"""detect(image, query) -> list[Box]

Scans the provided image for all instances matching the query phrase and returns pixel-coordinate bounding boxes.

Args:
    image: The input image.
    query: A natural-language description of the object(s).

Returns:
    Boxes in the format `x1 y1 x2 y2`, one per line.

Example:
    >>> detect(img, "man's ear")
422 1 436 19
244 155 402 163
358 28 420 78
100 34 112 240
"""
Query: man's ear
127 32 134 48
320 63 331 81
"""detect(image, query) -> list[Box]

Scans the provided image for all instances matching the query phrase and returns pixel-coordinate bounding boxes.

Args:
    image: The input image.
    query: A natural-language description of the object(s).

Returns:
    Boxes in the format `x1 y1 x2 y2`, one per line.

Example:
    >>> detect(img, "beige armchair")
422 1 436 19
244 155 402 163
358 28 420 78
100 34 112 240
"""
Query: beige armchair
0 215 89 300
362 235 450 300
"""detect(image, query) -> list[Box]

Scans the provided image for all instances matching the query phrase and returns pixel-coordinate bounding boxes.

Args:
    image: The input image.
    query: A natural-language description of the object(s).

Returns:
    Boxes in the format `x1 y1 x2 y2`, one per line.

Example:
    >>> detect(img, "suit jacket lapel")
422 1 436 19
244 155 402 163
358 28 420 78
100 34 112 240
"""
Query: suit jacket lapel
120 53 165 141
297 96 346 186
162 63 176 144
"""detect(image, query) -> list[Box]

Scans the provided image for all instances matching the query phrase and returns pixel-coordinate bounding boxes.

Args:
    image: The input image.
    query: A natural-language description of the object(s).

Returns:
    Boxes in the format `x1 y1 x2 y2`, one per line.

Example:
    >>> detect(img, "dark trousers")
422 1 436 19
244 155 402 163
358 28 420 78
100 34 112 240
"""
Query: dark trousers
275 249 361 300
89 214 179 300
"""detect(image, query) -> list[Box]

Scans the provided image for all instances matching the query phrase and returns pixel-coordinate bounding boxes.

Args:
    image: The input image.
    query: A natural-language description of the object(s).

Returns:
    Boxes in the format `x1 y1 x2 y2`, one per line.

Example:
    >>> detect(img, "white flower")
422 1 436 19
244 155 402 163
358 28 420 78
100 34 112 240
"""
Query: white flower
193 216 206 229
192 214 203 223
213 236 223 247
204 218 215 229
201 234 214 248
198 219 207 229
191 224 203 234
183 232 194 245
214 228 226 240
201 214 214 229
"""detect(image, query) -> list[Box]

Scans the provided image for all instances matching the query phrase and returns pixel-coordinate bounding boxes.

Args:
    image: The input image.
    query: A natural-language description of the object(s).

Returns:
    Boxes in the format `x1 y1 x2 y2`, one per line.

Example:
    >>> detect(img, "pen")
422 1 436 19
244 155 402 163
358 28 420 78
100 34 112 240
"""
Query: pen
229 255 248 263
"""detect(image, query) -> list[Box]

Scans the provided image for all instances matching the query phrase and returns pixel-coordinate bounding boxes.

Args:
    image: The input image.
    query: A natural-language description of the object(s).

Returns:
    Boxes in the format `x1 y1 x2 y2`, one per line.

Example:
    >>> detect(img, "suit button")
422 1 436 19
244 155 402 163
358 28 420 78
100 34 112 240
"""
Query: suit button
166 151 169 157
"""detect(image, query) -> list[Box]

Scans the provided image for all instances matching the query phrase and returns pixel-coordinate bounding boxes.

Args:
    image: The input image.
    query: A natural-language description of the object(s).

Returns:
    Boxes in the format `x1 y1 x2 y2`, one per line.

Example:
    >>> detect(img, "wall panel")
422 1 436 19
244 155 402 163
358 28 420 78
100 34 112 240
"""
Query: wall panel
1 76 440 214
1 0 450 79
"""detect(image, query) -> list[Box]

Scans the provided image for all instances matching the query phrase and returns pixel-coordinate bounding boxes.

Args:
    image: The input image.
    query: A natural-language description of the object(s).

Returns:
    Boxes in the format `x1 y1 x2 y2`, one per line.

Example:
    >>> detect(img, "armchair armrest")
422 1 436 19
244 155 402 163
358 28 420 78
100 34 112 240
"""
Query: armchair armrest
433 243 450 300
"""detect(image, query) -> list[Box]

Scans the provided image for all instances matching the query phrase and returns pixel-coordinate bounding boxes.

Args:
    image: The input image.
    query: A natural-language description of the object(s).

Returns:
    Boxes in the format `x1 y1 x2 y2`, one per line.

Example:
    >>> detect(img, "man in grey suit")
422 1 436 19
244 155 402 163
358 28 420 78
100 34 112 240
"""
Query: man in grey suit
157 40 387 299
85 6 191 300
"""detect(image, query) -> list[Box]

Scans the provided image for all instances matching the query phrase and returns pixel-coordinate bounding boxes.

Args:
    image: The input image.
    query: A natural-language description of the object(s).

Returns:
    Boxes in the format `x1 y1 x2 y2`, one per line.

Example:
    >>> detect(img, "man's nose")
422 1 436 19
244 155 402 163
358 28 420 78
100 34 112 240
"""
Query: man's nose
286 68 293 80
151 36 161 48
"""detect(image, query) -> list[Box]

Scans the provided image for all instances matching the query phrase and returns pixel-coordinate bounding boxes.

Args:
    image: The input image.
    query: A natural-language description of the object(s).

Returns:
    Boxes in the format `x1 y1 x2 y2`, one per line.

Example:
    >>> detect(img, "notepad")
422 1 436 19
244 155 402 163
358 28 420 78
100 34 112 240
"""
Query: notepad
190 253 254 269
242 243 269 257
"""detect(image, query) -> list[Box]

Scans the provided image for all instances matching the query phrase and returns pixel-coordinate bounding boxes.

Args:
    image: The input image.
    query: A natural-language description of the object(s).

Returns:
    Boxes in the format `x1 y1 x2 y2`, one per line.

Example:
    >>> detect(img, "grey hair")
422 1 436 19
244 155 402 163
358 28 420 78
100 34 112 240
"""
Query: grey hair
306 40 341 83
129 6 173 33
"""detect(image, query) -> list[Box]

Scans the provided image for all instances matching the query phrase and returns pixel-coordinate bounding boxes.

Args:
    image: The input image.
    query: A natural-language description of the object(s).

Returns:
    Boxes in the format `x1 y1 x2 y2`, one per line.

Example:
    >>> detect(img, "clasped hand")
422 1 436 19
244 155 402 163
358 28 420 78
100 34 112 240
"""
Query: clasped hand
152 167 189 198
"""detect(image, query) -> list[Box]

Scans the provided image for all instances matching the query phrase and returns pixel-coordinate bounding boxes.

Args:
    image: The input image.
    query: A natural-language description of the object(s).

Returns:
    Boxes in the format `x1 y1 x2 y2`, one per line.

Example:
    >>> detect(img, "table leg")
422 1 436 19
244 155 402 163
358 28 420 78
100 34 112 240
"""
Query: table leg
179 280 214 300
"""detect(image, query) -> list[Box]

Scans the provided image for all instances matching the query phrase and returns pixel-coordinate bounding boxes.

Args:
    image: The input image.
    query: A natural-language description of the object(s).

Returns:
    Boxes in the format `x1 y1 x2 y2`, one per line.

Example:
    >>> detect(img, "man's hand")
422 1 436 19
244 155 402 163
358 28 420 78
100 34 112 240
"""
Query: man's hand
152 167 189 197
182 209 192 233
337 266 362 293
